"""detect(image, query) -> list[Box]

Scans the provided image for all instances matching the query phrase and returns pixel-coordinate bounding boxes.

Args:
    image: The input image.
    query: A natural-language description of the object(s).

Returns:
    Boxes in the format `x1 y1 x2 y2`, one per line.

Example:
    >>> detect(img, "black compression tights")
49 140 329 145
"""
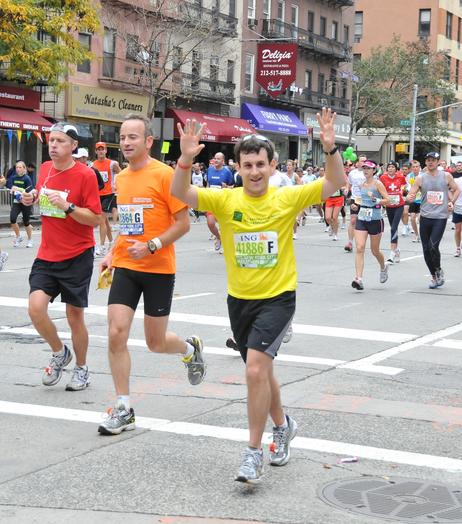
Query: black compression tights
419 217 447 276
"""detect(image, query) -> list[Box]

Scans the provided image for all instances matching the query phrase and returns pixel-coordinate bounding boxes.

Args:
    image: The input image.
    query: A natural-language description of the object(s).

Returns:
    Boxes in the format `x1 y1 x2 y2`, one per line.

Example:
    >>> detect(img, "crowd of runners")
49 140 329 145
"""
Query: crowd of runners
0 108 461 485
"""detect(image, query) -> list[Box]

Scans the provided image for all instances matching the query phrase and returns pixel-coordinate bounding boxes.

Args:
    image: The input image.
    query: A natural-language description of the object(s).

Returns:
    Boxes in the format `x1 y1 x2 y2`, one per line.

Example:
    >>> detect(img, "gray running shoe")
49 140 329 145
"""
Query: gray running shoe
98 405 135 435
0 251 8 271
42 345 72 386
235 447 264 484
269 415 298 466
379 265 388 284
282 324 293 344
394 248 400 263
65 365 90 391
184 336 206 385
351 278 364 291
436 268 445 287
429 277 438 289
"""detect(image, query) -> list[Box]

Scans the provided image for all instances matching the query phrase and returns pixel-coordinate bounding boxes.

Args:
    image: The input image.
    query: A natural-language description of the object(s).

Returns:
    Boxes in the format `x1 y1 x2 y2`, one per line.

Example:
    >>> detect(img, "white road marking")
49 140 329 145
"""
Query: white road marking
340 322 462 373
0 296 416 343
434 339 462 350
399 255 424 262
1 400 461 472
173 292 216 301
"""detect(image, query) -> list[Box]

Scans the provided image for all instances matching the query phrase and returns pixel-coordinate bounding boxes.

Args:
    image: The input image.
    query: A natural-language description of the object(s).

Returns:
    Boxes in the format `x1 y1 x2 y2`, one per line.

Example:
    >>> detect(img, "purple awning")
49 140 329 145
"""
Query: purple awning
241 103 307 136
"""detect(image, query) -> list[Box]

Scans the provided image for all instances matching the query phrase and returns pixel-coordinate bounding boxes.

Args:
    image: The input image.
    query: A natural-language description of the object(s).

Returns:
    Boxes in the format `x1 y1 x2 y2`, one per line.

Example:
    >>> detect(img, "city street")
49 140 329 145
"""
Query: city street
1 214 462 524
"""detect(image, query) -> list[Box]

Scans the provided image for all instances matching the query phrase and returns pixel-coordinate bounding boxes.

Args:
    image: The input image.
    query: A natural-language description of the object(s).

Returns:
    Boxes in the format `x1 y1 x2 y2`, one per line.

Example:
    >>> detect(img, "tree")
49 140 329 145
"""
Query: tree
0 0 100 89
349 37 456 144
100 0 239 119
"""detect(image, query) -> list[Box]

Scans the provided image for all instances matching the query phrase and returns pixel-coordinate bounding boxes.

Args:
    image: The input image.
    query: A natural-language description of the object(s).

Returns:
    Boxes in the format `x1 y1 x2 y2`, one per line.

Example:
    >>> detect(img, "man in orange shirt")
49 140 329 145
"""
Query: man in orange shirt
93 142 121 256
98 114 206 435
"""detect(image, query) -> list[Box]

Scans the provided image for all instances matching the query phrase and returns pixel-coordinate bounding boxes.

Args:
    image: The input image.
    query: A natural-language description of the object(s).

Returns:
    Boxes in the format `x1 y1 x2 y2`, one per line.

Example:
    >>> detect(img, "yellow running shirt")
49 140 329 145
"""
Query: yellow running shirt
197 179 323 299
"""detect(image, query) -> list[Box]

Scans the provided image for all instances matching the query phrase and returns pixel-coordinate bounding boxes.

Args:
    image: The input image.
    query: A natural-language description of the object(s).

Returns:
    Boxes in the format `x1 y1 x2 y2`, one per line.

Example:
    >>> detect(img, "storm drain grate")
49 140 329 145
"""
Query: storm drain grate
319 477 462 523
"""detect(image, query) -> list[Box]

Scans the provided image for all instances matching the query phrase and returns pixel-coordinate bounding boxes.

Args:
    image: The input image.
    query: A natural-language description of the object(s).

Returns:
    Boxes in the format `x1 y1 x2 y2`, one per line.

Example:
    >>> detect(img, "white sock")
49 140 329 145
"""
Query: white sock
53 346 65 356
183 342 194 360
278 416 288 429
117 395 130 410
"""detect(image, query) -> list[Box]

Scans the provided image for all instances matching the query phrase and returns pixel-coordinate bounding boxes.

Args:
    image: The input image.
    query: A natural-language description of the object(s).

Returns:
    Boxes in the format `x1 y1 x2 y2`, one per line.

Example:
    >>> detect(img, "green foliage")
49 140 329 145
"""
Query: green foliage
0 0 100 89
351 36 456 142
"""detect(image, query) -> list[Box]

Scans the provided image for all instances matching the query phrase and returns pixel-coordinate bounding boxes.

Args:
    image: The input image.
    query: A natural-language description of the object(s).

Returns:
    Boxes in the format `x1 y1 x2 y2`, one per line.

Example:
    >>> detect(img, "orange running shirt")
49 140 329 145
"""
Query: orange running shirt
111 158 187 274
93 158 115 196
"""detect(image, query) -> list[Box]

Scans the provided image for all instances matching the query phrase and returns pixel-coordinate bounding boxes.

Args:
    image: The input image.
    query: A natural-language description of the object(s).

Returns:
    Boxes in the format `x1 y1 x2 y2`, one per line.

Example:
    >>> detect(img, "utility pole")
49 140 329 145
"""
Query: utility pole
409 84 418 162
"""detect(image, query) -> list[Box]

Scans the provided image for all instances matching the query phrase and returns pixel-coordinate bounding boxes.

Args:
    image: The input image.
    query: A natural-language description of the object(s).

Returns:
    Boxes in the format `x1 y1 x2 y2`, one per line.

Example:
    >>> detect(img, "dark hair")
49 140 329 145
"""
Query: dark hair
387 161 399 169
234 135 275 163
123 114 153 138
27 163 36 169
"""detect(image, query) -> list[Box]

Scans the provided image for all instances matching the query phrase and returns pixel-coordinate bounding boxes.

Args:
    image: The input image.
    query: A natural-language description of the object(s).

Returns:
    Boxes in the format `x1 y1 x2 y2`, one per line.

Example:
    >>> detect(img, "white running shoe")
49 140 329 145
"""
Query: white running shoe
394 249 400 263
13 236 23 248
26 239 33 248
292 233 298 240
455 247 461 258
379 265 388 283
0 251 8 271
332 234 338 241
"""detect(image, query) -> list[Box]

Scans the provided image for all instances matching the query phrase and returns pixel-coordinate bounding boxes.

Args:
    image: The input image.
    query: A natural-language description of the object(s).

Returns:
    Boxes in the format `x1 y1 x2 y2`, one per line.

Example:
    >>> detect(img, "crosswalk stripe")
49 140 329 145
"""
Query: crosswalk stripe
1 399 461 472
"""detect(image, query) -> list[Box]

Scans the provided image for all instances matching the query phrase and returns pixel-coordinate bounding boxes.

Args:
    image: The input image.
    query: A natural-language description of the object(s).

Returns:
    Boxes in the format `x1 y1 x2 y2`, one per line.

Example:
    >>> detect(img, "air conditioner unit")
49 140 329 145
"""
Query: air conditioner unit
248 18 258 28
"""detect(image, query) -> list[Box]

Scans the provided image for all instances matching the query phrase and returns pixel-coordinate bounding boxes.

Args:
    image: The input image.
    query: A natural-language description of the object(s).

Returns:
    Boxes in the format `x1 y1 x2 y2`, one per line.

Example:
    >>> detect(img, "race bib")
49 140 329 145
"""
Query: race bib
358 207 373 222
388 195 400 206
39 188 68 219
118 204 144 235
427 191 444 205
234 231 278 269
100 170 109 183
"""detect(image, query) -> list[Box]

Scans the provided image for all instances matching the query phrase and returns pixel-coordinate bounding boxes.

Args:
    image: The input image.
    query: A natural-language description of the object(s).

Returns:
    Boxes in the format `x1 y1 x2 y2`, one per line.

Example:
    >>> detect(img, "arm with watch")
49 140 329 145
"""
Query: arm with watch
317 108 346 202
48 192 100 227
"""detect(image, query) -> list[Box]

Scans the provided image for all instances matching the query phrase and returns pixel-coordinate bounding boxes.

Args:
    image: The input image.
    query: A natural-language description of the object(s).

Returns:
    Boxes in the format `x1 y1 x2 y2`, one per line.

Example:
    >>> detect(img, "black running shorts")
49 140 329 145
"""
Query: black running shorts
227 290 295 363
108 267 175 317
355 218 384 236
29 247 94 307
100 194 117 213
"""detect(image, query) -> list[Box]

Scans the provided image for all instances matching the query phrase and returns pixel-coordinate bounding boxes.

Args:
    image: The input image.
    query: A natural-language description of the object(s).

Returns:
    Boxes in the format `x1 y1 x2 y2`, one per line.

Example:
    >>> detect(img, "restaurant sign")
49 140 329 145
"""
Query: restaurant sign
256 43 297 99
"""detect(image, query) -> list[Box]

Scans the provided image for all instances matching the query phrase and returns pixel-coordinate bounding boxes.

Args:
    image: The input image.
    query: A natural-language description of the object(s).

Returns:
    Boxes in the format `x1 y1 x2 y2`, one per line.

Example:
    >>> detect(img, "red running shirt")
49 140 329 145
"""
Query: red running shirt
36 161 102 261
379 172 407 207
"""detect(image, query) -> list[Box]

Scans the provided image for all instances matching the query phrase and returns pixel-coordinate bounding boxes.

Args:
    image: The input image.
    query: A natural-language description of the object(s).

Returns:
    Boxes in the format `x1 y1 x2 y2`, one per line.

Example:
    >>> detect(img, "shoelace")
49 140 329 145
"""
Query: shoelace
271 426 288 453
241 449 262 470
71 367 87 382
44 352 67 373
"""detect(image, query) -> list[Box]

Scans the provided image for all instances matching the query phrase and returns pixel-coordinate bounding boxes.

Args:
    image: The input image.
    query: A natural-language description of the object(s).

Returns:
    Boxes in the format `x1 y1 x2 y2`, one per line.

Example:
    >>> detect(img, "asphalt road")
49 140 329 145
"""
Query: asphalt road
1 213 462 524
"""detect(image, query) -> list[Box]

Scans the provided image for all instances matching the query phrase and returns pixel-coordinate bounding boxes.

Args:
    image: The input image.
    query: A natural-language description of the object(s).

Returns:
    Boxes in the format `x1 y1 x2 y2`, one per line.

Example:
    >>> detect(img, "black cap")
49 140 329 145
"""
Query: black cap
386 161 399 169
50 123 79 140
425 151 440 159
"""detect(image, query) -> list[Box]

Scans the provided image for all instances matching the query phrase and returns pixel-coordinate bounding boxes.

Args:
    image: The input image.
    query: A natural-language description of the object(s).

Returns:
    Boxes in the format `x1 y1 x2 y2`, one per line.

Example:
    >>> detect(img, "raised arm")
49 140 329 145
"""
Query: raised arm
171 119 207 209
318 108 346 201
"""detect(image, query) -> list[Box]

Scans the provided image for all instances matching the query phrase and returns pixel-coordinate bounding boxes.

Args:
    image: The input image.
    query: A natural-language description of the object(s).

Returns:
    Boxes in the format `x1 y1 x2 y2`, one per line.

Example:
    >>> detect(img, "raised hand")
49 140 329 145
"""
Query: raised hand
178 119 206 163
316 107 337 152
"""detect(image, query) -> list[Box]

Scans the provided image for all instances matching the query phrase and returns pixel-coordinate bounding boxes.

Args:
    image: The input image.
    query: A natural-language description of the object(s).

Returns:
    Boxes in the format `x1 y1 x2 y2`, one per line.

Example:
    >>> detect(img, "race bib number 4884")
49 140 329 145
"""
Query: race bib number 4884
233 231 278 268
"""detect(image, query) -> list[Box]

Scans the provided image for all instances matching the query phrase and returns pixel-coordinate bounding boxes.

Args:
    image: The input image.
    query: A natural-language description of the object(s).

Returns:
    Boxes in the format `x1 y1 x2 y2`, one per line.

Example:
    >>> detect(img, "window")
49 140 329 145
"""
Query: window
245 54 254 92
354 11 363 43
305 70 312 99
126 34 139 61
277 1 285 21
444 54 451 81
227 60 234 83
458 17 461 45
103 27 116 78
152 42 161 67
341 79 347 100
229 0 236 17
172 46 182 69
418 9 431 37
192 50 201 88
263 0 271 19
291 5 298 37
331 21 338 40
77 33 91 73
343 24 350 45
318 73 325 93
353 53 362 63
456 59 460 87
446 12 453 39
307 11 314 32
210 55 219 91
320 16 326 37
248 0 255 19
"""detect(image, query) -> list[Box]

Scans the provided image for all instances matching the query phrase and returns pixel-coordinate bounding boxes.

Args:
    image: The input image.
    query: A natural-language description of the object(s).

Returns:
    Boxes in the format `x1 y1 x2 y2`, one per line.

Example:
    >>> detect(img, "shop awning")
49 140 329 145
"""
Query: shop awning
355 134 387 152
168 109 256 143
241 103 307 136
0 107 53 132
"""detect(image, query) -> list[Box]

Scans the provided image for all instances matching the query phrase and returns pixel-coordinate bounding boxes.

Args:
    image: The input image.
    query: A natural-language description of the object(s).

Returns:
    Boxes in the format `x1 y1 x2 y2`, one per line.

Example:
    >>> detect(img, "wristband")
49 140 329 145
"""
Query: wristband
177 160 193 170
324 146 338 156
153 237 162 250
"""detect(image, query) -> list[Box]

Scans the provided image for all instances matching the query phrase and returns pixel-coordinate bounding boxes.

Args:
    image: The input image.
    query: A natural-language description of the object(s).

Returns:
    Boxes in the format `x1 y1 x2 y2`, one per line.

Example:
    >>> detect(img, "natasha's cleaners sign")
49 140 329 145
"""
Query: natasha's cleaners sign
256 43 297 99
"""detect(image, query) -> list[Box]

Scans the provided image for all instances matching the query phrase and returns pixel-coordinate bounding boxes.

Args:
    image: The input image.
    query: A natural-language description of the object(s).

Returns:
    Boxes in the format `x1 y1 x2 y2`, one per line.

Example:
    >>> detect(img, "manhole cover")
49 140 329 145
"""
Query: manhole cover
319 477 462 523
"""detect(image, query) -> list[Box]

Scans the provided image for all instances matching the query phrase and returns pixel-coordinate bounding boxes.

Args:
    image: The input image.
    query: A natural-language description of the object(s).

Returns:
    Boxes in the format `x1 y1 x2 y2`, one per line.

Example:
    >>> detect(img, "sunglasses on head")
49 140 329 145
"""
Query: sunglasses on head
242 134 269 142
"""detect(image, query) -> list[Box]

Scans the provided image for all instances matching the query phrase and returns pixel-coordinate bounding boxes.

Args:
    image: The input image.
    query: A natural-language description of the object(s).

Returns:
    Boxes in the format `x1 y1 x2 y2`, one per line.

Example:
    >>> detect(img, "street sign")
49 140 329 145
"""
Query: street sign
400 119 412 126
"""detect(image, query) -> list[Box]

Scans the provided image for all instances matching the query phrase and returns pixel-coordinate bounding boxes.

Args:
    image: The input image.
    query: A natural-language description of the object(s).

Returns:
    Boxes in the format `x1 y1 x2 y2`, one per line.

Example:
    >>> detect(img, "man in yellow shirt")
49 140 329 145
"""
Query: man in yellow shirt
172 108 344 484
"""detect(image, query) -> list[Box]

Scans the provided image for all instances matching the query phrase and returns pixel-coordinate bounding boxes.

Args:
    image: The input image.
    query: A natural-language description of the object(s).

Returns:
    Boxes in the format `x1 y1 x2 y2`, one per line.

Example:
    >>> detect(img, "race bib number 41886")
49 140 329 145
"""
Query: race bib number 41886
233 231 278 268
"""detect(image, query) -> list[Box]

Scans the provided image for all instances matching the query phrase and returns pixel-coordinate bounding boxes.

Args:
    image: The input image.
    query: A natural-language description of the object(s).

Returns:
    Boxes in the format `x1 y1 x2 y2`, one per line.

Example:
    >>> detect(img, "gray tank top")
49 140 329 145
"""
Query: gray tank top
420 171 449 219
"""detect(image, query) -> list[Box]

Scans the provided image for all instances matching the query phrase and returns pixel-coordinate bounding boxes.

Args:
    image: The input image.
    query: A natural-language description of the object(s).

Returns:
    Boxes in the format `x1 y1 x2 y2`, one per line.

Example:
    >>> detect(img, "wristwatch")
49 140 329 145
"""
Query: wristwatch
324 146 338 156
147 237 162 254
65 203 76 215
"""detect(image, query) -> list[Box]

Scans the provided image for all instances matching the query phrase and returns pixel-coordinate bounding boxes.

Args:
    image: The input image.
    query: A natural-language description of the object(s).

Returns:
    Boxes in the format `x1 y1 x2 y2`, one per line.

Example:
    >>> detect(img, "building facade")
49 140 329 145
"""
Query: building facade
239 0 354 165
354 0 462 163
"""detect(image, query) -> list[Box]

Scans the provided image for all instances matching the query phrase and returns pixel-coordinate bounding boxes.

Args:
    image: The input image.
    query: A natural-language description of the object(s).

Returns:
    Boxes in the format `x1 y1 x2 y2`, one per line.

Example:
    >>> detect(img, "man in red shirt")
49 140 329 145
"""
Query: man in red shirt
22 123 102 391
93 142 121 256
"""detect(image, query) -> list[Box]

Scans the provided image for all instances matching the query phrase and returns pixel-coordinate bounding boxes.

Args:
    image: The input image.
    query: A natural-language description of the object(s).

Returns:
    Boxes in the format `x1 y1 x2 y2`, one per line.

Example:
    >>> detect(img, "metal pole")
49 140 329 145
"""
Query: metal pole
409 84 418 162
